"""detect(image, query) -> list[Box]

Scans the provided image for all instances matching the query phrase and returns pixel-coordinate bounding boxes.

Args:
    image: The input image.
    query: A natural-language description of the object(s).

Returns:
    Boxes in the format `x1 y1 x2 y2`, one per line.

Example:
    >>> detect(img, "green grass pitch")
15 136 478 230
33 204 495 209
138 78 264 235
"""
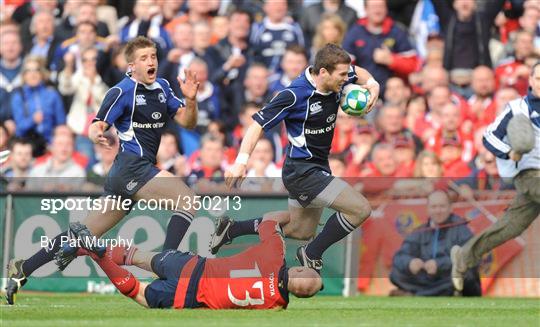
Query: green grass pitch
1 293 539 327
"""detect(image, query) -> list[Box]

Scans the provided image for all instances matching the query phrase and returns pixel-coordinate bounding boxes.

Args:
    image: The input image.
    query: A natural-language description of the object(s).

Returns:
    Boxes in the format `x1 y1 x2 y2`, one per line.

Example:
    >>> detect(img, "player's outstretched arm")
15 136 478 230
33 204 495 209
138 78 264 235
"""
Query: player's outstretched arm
176 69 200 129
225 123 264 189
89 121 112 149
353 66 380 113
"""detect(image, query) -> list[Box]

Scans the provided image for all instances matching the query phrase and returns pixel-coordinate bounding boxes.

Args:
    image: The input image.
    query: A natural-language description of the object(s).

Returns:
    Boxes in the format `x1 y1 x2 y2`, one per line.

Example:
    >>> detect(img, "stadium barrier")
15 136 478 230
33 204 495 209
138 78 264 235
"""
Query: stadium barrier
1 189 538 297
0 193 349 295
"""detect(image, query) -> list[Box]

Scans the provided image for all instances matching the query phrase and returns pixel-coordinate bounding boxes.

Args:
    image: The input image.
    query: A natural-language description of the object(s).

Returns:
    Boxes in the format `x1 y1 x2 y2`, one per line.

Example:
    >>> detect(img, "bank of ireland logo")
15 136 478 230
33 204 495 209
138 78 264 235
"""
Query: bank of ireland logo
151 112 162 120
158 93 166 103
327 113 336 123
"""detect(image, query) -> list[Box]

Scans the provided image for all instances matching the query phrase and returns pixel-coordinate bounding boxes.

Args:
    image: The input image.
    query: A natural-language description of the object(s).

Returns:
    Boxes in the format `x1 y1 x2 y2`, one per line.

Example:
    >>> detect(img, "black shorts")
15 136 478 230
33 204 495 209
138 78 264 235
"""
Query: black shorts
104 152 160 199
282 158 347 208
144 250 203 309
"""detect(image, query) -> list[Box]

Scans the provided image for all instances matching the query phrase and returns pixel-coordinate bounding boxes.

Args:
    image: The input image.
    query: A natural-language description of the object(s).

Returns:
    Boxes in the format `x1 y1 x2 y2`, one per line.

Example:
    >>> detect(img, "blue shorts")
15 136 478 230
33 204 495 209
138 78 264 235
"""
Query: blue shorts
144 250 203 309
104 152 160 199
282 158 346 208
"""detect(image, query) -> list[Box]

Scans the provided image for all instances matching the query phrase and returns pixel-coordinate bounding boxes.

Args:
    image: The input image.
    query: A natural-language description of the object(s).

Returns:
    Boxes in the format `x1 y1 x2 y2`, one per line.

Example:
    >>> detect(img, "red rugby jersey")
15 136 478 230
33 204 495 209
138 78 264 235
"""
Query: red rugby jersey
174 220 289 309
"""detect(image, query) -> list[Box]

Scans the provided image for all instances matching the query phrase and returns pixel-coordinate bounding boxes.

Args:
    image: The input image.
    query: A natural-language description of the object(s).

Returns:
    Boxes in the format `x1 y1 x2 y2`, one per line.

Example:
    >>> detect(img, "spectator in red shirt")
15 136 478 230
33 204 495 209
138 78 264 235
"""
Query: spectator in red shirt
418 65 449 96
376 104 423 153
345 121 378 176
414 150 443 179
355 143 399 194
33 125 88 169
405 95 427 138
439 136 472 178
359 143 398 178
426 102 475 163
475 86 520 129
495 30 535 95
392 135 416 177
494 86 521 117
393 150 445 197
468 66 496 126
329 153 347 178
187 134 226 191
331 110 358 155
423 85 472 141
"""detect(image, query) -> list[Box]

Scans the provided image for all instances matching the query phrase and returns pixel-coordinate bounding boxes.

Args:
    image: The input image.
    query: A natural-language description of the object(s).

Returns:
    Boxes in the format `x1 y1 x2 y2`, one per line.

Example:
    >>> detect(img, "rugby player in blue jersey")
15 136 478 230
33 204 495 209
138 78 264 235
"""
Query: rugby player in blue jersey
6 36 200 304
216 44 380 272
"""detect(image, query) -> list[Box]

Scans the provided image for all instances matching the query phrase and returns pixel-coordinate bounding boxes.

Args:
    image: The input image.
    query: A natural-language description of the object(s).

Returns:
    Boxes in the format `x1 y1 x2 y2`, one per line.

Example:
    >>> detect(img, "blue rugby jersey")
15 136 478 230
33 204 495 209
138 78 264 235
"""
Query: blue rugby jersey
250 18 305 73
252 66 357 163
94 75 185 163
483 91 540 178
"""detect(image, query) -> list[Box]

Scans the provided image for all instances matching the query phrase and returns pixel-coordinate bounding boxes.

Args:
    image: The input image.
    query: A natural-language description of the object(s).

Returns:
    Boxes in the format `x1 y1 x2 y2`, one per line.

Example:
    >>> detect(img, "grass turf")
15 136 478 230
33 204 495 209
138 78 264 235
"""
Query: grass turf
1 293 539 327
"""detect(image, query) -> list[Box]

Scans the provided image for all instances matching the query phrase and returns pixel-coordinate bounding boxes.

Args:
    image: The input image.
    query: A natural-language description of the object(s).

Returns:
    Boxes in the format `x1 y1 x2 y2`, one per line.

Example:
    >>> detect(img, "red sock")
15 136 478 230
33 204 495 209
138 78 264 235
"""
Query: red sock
108 245 139 266
80 245 138 266
94 256 140 298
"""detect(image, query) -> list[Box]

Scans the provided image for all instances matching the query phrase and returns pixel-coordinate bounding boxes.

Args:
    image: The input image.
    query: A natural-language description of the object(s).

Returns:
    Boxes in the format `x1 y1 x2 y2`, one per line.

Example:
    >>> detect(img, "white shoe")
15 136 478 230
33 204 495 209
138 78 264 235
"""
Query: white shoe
451 245 464 292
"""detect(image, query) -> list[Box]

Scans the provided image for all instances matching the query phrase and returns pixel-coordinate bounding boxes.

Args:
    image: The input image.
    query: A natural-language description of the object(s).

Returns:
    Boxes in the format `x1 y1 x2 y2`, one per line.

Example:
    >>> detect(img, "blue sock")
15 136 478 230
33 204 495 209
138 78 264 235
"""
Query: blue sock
162 211 193 250
22 231 68 276
306 212 355 260
229 217 263 240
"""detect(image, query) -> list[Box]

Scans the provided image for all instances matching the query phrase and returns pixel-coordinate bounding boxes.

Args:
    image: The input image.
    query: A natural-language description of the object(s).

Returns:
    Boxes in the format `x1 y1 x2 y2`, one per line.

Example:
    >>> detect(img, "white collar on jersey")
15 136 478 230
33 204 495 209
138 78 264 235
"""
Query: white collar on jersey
126 73 162 90
304 66 332 96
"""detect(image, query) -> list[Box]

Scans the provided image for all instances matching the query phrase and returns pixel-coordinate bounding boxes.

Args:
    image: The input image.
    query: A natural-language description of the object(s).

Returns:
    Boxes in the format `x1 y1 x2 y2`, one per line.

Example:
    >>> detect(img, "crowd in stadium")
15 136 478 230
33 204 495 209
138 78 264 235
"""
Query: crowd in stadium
0 0 539 194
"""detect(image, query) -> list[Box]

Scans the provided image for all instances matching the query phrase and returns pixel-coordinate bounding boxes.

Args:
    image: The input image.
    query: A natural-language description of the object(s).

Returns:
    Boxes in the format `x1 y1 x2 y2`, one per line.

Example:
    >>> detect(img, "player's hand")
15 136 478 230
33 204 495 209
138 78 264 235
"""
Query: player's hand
424 259 438 275
409 258 424 275
89 123 111 149
225 163 247 189
178 69 200 101
509 150 522 161
361 80 380 114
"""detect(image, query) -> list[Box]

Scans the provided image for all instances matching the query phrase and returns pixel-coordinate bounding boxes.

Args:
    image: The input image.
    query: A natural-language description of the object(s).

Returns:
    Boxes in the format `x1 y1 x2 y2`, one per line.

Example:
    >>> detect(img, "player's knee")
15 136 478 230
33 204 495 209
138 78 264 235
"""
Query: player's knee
284 224 315 240
343 199 371 226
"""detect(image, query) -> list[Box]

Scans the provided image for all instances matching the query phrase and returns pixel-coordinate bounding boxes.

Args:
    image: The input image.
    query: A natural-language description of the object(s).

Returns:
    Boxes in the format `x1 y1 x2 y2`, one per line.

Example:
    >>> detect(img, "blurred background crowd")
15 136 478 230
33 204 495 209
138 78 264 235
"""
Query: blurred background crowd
0 0 539 194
